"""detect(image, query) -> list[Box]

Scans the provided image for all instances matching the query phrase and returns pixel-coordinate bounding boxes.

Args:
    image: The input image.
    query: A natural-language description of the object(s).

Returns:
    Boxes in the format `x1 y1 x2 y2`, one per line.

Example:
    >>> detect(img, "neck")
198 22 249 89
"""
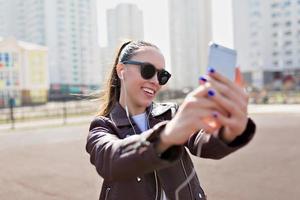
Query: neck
119 91 147 116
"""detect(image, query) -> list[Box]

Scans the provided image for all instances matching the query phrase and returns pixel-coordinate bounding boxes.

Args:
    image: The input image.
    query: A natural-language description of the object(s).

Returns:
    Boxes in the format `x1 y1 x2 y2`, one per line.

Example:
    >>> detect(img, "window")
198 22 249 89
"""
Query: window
285 21 292 27
283 1 291 7
271 3 278 8
273 61 279 66
272 12 281 18
284 31 292 36
285 60 293 65
284 41 292 46
272 22 279 27
285 50 292 55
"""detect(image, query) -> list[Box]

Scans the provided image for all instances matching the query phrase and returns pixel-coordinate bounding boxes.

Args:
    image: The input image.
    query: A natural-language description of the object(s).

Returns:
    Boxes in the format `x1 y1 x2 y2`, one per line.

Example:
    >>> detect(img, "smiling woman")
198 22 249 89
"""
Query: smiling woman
86 40 256 200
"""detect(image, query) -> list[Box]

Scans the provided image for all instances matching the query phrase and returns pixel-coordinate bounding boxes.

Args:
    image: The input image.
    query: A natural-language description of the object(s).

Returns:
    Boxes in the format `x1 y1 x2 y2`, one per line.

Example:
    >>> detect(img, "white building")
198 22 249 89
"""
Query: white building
99 3 144 77
233 0 300 89
106 3 144 47
168 0 212 90
0 0 100 96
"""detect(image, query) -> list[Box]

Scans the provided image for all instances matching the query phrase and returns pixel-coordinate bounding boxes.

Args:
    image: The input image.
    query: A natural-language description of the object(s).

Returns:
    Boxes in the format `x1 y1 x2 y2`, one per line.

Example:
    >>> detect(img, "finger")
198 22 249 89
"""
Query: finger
215 112 248 135
207 68 248 101
206 88 245 116
202 75 247 112
177 106 223 134
184 94 228 116
188 84 210 98
195 119 219 134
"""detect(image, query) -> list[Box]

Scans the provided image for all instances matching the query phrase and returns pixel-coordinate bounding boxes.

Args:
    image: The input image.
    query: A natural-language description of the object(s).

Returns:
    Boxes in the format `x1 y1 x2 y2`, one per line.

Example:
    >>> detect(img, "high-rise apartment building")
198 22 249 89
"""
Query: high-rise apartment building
0 0 99 97
100 3 144 76
107 3 144 47
168 0 212 90
233 0 300 89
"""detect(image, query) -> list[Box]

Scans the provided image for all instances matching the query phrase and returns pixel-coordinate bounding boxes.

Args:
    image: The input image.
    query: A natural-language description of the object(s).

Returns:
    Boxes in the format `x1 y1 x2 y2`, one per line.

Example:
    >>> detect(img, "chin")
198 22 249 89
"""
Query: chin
140 99 153 108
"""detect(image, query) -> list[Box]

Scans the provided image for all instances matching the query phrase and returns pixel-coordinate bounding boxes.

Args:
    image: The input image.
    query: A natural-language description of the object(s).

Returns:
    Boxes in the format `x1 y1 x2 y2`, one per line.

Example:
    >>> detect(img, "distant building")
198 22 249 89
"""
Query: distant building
168 0 212 90
0 37 48 107
233 0 300 89
99 3 144 79
0 0 100 98
107 3 144 47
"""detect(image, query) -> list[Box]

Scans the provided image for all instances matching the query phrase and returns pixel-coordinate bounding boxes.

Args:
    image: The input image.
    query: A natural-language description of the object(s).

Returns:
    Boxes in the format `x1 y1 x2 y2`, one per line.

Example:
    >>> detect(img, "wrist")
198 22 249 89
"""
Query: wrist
156 124 173 154
218 127 236 144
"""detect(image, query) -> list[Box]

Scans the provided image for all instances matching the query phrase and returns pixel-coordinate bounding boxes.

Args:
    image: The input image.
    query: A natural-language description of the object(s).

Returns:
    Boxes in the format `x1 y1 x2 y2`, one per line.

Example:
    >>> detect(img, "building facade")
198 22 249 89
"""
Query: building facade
168 0 212 90
233 0 300 89
107 3 144 47
100 3 144 77
0 0 100 98
0 37 48 107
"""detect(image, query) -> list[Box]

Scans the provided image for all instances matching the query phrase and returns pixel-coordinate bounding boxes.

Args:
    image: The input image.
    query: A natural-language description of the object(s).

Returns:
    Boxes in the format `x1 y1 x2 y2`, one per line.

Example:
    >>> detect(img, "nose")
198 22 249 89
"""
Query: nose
149 73 160 85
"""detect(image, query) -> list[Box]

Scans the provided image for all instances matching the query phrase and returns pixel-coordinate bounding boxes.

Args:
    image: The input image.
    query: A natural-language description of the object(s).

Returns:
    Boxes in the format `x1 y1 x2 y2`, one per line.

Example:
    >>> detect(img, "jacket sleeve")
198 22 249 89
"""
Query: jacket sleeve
86 117 183 181
186 118 256 159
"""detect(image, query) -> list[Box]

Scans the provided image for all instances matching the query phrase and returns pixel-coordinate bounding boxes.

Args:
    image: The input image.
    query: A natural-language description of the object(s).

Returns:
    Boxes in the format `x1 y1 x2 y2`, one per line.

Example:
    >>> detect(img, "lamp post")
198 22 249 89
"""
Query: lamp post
9 96 15 129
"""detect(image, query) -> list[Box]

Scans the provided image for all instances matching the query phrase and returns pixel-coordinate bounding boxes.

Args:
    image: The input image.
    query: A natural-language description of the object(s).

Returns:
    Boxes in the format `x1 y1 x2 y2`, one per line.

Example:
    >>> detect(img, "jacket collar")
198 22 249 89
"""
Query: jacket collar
109 102 171 127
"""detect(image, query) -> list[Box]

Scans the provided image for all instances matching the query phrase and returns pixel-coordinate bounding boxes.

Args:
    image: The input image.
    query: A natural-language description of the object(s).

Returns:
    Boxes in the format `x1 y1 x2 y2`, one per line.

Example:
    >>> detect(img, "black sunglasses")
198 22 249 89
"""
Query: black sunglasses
122 60 171 85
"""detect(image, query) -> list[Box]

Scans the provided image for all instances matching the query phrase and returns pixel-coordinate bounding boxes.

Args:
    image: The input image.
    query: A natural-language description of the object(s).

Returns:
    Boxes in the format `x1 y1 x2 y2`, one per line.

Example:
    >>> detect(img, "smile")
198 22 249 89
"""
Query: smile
142 87 155 95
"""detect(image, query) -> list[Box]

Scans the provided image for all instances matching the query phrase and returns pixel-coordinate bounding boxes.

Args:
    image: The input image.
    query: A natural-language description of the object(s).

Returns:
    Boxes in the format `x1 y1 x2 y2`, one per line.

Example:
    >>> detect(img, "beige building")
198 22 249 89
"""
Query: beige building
168 0 212 90
0 37 48 107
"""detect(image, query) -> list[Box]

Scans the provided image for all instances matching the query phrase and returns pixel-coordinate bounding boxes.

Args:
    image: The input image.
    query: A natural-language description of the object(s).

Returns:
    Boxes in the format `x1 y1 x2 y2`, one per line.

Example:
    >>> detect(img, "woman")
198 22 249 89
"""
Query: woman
86 40 256 200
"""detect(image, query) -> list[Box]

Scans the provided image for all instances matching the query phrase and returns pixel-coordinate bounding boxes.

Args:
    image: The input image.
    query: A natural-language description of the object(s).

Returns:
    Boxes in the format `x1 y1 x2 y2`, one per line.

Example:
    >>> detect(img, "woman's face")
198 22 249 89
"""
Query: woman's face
119 46 166 111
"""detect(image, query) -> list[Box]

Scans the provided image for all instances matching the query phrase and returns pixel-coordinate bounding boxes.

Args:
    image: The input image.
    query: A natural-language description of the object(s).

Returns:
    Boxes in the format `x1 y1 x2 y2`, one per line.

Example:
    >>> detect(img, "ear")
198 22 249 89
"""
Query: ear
116 63 125 79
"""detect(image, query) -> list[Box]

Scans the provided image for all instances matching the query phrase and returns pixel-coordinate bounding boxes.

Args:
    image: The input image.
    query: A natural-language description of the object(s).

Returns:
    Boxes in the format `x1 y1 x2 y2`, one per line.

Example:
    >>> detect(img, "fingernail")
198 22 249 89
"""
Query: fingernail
208 67 215 73
208 89 215 97
198 76 207 82
212 112 218 118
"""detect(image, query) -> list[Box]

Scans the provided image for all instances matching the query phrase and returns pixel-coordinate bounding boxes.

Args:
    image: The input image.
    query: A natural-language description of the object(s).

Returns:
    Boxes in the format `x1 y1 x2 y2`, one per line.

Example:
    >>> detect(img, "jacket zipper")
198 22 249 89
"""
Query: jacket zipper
180 159 193 199
104 187 111 200
148 106 159 200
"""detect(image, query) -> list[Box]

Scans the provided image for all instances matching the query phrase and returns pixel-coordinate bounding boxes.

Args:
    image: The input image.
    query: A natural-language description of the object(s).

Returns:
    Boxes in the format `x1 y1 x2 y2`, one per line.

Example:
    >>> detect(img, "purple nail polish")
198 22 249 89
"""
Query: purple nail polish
208 89 215 97
212 112 218 118
208 67 215 73
198 76 207 82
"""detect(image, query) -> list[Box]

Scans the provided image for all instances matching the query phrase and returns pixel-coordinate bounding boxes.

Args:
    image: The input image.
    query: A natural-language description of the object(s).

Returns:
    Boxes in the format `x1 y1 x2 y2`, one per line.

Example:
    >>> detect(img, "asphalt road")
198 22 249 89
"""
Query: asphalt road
0 110 299 199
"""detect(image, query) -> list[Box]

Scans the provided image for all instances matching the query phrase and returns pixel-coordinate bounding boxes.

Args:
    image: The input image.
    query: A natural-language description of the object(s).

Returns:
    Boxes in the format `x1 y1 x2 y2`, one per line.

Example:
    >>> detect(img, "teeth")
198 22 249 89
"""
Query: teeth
143 88 154 94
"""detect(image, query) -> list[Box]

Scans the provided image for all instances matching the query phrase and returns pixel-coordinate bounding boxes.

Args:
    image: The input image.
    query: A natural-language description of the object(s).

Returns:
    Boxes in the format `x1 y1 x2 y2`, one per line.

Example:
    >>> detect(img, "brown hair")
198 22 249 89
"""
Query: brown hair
98 40 159 116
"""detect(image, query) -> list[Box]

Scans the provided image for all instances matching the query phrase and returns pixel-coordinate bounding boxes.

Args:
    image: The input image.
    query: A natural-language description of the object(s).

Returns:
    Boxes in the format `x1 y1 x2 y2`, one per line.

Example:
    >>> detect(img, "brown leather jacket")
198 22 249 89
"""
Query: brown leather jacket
86 102 256 200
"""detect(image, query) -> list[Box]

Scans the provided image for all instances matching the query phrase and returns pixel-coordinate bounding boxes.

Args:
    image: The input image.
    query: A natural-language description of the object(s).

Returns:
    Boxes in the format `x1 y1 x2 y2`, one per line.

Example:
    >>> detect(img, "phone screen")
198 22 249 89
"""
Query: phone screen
207 43 237 81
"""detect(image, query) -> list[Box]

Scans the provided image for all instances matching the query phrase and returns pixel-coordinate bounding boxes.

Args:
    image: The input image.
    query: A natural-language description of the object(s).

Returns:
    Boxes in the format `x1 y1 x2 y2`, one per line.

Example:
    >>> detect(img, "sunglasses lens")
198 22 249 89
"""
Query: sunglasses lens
141 64 156 79
158 70 171 85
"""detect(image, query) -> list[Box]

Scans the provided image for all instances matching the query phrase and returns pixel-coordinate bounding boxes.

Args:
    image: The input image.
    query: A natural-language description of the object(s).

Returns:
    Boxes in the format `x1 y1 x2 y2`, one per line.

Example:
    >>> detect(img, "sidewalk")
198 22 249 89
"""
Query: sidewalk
0 104 299 131
0 115 93 132
248 104 300 114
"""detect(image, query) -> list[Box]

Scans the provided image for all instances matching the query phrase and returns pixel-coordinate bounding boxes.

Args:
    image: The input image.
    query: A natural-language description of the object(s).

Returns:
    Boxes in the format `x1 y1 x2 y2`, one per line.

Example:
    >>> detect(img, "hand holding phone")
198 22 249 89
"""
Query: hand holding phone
199 43 237 132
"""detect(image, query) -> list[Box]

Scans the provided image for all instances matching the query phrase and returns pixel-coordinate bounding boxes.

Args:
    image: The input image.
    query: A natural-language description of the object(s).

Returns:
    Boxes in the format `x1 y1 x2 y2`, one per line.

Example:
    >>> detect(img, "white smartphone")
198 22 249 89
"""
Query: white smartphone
207 42 237 81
